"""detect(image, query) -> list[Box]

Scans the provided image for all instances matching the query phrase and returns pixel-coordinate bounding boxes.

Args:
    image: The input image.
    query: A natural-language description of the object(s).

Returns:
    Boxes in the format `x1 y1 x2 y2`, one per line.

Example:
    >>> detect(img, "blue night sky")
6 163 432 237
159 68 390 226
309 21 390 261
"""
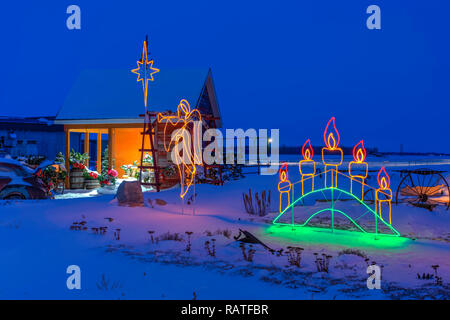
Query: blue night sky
0 1 448 152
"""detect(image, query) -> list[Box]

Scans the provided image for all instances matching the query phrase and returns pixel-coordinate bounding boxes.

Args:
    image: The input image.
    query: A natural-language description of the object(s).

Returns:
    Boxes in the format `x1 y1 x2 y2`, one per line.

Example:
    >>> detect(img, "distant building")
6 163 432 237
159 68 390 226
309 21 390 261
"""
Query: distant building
0 116 65 159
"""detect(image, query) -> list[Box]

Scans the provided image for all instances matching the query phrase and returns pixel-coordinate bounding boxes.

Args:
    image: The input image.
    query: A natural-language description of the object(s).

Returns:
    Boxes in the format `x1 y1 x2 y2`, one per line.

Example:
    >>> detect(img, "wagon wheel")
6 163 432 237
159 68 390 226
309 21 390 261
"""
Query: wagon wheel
395 169 450 210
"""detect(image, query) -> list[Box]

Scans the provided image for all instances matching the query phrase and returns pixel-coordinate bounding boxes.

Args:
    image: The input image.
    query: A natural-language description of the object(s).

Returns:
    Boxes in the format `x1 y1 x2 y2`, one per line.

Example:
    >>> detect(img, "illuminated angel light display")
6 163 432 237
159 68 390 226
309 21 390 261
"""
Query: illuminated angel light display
298 139 316 195
349 140 369 200
321 117 343 188
376 167 393 224
157 99 203 199
131 38 160 107
278 163 292 213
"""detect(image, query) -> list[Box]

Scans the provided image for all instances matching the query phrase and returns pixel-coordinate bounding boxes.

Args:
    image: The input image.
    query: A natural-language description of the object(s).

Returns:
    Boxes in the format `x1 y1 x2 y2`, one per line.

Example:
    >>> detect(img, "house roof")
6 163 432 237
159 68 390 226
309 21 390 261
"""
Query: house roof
55 68 221 127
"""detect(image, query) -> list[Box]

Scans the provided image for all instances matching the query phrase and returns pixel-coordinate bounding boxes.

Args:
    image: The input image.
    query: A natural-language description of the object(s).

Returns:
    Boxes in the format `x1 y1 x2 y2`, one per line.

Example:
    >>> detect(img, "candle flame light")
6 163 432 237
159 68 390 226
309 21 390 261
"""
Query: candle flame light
302 139 314 161
323 117 340 150
279 163 289 182
353 140 367 163
377 167 391 189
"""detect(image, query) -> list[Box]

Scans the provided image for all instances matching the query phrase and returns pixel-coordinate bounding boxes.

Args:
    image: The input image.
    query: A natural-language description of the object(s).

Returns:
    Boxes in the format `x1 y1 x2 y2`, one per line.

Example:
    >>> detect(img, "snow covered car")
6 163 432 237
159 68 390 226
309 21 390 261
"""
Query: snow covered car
0 159 48 200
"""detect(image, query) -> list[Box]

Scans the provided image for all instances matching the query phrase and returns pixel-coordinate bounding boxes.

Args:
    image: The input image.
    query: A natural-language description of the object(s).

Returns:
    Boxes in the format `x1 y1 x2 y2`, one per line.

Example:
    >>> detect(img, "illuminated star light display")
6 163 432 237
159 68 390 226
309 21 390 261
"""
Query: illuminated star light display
131 38 160 107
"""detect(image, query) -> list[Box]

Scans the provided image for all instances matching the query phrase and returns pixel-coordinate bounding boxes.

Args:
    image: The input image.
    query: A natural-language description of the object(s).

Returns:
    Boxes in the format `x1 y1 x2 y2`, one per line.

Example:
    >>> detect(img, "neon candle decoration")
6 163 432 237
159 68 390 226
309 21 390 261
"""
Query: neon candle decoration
299 139 316 195
321 117 343 188
348 140 368 200
375 167 393 224
278 163 292 213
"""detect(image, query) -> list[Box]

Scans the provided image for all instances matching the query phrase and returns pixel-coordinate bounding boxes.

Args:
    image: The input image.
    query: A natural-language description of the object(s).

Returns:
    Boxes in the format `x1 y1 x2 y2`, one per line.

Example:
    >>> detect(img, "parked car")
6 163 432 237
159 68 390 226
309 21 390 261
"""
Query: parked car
0 159 48 200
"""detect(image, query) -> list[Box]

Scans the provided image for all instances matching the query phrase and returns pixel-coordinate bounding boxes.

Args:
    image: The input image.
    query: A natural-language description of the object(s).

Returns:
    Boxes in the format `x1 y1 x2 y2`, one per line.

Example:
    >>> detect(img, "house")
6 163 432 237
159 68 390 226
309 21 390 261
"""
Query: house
0 116 65 159
54 68 222 188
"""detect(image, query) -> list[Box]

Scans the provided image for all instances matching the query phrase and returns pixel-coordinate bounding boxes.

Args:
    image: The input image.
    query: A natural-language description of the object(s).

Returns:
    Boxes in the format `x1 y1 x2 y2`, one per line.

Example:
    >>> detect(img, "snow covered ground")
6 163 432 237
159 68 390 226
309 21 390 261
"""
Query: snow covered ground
0 156 449 300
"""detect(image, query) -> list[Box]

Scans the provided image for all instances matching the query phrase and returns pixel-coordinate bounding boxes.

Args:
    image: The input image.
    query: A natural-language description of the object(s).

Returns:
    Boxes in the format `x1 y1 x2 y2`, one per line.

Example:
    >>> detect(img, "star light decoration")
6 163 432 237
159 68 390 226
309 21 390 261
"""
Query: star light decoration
131 39 159 107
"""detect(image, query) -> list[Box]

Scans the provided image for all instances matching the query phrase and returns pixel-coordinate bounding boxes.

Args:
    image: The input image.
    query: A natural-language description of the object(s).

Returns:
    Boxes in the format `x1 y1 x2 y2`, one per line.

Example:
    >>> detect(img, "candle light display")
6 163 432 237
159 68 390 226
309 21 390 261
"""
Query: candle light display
298 139 316 195
321 117 343 188
348 140 368 200
376 167 393 224
278 163 292 213
272 118 400 238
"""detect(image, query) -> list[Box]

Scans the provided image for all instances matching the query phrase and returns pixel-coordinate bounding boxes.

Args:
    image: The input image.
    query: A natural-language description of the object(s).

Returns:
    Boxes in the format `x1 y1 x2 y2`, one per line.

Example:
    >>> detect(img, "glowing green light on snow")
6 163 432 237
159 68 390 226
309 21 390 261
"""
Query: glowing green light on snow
266 225 410 250
273 187 401 237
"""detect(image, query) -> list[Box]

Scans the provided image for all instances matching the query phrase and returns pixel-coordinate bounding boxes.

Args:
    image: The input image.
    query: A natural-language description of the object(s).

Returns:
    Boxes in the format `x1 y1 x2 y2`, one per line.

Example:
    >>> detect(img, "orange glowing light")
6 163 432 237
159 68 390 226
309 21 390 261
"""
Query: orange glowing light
377 167 391 189
131 40 160 107
323 117 340 150
280 170 287 182
349 140 368 200
302 139 314 160
278 163 292 213
299 139 316 195
353 140 367 163
157 99 202 199
321 117 343 188
375 167 393 224
279 163 289 182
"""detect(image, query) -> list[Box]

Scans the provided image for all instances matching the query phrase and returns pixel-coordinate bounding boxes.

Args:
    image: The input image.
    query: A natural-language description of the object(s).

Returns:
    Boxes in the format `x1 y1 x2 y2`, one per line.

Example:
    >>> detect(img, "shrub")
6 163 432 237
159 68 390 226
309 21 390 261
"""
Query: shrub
69 149 89 169
240 243 256 262
286 246 304 267
243 188 271 216
158 232 183 242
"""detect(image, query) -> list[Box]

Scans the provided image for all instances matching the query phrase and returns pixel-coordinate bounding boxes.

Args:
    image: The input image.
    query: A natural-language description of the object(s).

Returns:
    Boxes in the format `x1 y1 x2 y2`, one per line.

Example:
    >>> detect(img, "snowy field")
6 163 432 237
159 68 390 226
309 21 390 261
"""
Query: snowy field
0 155 449 300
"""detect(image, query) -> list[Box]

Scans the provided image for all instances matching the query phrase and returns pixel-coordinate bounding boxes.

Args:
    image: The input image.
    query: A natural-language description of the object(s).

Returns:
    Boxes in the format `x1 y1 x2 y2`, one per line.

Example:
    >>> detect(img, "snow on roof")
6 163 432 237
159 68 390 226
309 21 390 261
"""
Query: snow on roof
56 68 219 122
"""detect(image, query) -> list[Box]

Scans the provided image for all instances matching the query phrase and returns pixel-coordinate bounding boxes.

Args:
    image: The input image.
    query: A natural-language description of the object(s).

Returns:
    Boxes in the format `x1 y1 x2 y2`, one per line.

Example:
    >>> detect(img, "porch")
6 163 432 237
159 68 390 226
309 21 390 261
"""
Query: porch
64 123 150 187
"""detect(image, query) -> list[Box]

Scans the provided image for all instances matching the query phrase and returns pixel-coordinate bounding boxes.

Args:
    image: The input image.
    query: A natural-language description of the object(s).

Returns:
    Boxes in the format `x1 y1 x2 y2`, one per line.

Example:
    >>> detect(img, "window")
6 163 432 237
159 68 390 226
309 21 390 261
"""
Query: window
27 140 37 145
